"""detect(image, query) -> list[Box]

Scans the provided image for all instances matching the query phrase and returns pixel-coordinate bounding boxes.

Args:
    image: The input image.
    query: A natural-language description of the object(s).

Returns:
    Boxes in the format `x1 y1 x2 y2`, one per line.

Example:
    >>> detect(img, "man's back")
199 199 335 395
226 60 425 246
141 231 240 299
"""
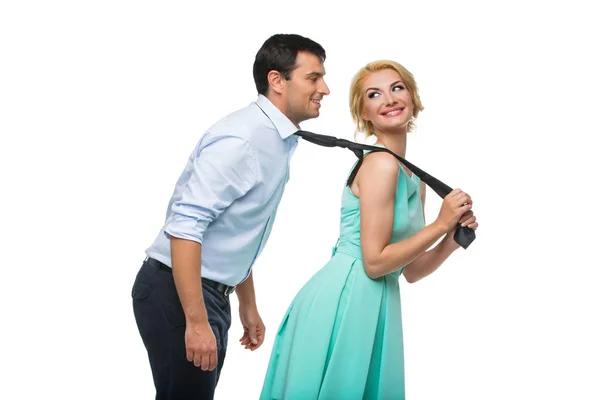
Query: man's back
145 94 299 286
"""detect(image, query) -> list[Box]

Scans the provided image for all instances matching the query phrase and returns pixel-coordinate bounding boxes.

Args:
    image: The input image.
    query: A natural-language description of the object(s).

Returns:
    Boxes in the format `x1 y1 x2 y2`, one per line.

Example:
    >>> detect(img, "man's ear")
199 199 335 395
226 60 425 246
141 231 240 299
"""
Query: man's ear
267 70 285 95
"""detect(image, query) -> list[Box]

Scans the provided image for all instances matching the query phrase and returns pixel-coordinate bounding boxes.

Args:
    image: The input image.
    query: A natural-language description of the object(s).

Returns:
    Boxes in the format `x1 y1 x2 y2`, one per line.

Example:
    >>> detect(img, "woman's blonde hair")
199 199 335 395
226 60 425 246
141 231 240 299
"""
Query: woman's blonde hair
349 60 424 138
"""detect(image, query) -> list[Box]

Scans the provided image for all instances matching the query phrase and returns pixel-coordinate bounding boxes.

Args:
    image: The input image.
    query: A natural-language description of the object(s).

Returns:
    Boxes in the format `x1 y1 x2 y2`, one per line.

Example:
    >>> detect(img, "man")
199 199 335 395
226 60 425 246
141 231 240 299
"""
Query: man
131 33 330 399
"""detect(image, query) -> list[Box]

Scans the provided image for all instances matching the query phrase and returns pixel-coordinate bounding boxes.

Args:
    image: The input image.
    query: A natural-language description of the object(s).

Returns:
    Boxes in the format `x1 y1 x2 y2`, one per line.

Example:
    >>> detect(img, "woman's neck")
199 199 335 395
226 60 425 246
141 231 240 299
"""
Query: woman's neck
374 129 408 158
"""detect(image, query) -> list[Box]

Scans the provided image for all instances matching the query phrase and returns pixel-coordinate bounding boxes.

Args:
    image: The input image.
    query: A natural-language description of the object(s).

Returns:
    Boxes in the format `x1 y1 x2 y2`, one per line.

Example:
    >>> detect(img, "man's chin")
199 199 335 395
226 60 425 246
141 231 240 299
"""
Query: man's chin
297 110 320 124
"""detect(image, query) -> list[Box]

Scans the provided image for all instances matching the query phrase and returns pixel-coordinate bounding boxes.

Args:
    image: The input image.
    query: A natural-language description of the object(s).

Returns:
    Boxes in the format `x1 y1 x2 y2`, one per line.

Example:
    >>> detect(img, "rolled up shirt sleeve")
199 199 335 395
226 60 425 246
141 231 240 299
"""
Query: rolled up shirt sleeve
164 134 259 243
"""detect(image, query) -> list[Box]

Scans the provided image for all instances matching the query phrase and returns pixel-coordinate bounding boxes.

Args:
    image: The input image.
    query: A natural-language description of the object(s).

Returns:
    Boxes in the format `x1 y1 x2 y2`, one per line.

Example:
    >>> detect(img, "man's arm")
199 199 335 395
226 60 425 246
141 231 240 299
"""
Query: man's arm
235 271 265 351
171 237 217 370
164 135 260 369
235 271 256 306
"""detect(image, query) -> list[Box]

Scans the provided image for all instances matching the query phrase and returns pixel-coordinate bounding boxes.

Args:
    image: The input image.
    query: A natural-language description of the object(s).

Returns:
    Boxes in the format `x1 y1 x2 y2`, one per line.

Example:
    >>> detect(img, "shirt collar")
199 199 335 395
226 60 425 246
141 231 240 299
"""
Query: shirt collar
255 94 299 140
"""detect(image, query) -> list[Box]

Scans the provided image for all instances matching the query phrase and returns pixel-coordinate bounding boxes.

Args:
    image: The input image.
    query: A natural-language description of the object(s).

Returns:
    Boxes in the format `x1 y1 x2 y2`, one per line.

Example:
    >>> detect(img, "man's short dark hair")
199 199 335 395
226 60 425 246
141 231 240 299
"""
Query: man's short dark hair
253 34 326 95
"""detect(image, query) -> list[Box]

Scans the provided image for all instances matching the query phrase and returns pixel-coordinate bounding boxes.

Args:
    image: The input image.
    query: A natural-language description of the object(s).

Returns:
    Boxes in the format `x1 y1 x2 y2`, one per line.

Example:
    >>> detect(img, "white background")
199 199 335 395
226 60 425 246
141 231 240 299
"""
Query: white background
1 0 599 399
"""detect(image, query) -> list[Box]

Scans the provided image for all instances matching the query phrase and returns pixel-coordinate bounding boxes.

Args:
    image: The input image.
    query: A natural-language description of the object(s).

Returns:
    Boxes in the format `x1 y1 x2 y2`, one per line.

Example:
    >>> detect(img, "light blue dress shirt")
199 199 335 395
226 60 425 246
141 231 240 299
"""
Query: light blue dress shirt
145 95 299 286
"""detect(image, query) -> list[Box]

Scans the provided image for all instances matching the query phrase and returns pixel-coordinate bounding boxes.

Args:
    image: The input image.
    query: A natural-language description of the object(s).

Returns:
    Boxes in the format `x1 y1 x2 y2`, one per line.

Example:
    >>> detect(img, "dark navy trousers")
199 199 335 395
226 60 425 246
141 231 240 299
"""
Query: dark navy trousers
132 260 231 399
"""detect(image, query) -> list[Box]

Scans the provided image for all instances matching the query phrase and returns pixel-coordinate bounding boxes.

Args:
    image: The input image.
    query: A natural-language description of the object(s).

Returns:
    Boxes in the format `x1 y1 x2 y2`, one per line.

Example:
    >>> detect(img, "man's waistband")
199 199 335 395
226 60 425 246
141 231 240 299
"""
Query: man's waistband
145 257 236 296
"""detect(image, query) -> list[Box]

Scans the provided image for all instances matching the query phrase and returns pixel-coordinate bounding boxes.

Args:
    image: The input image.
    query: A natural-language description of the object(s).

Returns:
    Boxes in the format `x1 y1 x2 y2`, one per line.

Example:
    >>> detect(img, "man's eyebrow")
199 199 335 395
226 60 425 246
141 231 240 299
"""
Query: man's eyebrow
305 71 325 77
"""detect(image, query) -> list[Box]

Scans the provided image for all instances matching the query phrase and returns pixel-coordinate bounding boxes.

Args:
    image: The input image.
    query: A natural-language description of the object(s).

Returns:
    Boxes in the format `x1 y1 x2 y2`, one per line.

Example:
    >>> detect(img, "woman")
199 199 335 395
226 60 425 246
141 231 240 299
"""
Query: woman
259 60 478 399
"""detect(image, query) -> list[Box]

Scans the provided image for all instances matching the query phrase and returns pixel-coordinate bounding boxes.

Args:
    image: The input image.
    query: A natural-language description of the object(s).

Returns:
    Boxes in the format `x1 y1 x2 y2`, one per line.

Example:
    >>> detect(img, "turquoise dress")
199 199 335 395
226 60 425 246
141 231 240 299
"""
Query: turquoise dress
260 152 425 400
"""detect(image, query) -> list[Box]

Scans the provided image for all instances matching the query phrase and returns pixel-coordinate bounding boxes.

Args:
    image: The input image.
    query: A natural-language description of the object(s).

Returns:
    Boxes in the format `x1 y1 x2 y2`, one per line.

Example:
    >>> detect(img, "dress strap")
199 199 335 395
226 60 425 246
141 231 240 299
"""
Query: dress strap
331 237 341 257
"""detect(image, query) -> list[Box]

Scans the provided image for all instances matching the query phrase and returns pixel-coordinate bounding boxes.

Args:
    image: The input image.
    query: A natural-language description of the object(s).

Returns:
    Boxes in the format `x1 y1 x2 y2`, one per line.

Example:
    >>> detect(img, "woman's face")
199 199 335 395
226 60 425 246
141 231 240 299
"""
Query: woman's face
361 68 414 134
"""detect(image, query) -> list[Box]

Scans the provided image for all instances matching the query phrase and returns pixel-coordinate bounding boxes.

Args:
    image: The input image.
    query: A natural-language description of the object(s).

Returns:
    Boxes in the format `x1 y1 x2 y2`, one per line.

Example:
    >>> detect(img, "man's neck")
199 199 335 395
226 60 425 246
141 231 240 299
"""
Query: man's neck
264 93 298 126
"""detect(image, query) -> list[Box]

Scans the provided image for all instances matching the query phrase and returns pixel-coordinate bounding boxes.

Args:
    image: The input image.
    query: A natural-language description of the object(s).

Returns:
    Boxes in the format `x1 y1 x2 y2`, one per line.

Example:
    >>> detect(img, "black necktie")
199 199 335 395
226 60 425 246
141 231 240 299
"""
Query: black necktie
294 130 476 249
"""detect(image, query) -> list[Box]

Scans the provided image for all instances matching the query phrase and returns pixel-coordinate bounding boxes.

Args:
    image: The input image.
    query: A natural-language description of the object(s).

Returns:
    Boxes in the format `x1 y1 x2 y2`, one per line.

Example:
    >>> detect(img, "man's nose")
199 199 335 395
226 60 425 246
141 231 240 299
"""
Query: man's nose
319 79 331 95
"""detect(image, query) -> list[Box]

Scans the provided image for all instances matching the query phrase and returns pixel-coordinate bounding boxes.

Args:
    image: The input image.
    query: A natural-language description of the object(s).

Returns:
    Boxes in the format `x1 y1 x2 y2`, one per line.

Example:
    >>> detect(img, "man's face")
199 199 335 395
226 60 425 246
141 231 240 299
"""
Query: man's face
282 52 330 126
